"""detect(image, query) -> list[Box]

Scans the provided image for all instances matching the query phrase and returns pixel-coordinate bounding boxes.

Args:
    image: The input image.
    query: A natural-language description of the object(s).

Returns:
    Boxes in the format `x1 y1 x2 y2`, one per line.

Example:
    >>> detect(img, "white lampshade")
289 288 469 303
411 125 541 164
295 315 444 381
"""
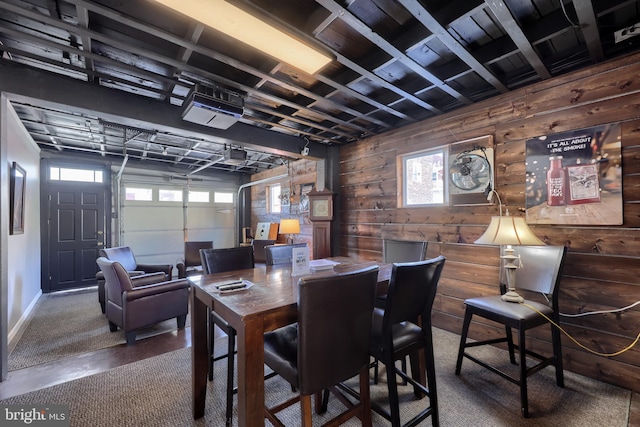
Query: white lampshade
279 219 300 235
475 215 544 246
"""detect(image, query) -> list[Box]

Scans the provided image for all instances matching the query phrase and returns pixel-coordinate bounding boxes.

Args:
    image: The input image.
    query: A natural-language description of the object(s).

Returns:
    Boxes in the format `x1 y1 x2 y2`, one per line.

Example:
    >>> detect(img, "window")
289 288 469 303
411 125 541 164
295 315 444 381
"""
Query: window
159 189 183 202
50 166 103 183
214 192 233 203
189 191 210 203
269 184 281 213
401 147 446 206
125 187 153 201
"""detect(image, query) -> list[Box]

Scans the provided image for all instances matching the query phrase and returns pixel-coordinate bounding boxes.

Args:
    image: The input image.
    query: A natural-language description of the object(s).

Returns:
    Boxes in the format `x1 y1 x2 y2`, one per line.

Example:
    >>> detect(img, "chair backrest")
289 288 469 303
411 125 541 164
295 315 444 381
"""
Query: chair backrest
511 245 567 297
252 239 277 263
297 265 379 395
265 243 308 266
100 246 137 271
200 246 254 274
96 257 133 305
184 241 213 268
382 256 446 330
383 239 428 263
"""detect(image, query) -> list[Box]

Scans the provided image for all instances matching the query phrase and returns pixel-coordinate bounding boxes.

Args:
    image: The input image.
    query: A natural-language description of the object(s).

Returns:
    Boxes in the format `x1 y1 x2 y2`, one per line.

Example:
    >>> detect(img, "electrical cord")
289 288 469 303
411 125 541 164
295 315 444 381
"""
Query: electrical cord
522 302 640 357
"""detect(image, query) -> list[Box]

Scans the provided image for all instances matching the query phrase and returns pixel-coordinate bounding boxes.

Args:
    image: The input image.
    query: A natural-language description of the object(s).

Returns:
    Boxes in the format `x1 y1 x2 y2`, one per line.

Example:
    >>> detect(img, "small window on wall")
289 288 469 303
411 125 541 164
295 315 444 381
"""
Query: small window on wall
189 191 210 203
400 147 447 206
214 192 233 203
50 166 103 183
269 184 281 213
125 187 153 201
159 189 183 202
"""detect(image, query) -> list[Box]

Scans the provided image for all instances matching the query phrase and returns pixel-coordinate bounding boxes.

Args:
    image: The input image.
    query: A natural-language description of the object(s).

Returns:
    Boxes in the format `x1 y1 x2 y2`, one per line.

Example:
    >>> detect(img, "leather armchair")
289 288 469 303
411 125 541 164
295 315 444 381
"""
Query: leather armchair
176 241 213 279
96 246 173 313
96 257 189 345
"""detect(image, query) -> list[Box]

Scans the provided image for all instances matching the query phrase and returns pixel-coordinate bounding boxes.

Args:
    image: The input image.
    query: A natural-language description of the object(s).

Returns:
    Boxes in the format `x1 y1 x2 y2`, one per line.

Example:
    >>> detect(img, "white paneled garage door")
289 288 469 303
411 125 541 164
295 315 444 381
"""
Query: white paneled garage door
117 175 237 277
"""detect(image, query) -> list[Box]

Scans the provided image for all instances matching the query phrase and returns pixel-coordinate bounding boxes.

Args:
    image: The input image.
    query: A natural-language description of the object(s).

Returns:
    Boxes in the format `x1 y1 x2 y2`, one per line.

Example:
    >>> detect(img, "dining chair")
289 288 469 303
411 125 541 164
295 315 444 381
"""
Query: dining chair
199 245 254 427
176 240 213 278
264 243 308 265
382 239 428 263
455 245 567 418
263 265 379 427
369 256 446 427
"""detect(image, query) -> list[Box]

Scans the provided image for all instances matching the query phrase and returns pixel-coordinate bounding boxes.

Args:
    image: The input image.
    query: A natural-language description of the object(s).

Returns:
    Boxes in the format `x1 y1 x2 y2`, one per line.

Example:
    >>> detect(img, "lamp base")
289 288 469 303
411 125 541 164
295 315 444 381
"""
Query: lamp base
501 290 524 303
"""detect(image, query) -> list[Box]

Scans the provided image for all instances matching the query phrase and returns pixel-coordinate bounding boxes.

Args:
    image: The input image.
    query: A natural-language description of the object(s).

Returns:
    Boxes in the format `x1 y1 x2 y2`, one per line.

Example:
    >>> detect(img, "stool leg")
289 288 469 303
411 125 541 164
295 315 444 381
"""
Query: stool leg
518 327 529 418
455 308 473 375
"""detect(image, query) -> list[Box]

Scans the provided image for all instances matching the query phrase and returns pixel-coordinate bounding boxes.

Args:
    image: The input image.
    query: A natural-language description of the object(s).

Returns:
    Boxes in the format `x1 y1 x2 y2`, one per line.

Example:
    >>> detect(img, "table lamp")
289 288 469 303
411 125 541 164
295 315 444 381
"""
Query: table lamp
279 218 300 244
475 191 545 303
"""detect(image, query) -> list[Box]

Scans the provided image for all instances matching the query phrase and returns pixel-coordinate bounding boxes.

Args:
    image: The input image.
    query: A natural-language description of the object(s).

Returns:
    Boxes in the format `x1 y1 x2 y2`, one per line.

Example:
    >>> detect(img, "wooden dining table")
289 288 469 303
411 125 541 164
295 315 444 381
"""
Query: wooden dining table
189 256 392 427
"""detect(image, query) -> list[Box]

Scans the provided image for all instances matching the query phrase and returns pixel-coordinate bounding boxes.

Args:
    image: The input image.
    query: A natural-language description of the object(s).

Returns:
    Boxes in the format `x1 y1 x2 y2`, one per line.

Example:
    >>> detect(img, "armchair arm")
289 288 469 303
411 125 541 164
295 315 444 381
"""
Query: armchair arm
176 262 186 279
130 272 167 287
125 279 190 302
136 263 173 280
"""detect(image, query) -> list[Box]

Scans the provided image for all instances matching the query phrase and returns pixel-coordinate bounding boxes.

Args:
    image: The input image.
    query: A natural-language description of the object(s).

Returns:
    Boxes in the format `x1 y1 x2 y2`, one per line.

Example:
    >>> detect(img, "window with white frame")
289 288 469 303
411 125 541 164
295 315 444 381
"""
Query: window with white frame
189 190 210 203
214 192 233 203
50 166 103 183
159 189 183 202
269 184 282 213
400 147 447 206
125 187 153 201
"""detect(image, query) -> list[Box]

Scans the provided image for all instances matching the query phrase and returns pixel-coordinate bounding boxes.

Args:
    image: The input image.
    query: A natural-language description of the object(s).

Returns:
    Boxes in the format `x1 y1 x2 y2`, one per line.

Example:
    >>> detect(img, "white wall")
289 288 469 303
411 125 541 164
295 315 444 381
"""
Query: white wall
2 99 41 346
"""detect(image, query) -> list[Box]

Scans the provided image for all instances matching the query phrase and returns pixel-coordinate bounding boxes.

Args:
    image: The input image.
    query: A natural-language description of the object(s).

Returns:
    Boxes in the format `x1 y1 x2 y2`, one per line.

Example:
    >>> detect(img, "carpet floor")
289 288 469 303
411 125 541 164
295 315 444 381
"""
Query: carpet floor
8 289 189 371
1 328 631 427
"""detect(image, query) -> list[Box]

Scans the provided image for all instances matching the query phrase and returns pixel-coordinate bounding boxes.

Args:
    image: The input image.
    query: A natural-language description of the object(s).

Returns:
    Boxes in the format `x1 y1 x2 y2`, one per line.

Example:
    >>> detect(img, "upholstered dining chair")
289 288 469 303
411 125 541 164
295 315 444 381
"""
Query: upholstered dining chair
383 239 428 263
96 246 173 314
96 257 189 345
455 245 567 418
264 243 308 266
369 256 446 427
176 240 213 278
263 265 379 427
199 245 254 427
251 239 276 263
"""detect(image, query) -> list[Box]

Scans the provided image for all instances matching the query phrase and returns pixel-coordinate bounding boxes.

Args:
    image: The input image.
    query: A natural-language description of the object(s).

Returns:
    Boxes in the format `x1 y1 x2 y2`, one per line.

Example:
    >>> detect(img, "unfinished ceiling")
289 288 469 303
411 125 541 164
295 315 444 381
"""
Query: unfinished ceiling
1 0 640 175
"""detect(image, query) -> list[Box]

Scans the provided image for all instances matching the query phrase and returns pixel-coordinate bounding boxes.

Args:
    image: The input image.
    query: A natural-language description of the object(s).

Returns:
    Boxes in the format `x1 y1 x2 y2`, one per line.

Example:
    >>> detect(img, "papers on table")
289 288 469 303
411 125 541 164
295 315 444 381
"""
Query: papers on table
309 259 340 271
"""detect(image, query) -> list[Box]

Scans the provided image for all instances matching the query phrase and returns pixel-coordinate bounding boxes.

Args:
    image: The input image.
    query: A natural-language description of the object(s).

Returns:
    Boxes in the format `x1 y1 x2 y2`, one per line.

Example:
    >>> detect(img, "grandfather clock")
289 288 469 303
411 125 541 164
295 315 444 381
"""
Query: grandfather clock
307 188 334 259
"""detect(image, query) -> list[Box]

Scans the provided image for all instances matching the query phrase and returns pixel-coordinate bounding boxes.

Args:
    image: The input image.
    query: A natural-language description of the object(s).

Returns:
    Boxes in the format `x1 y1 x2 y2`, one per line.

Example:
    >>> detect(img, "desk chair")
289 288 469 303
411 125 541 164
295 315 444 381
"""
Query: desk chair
263 265 379 427
176 241 213 278
200 246 254 426
369 256 445 427
265 243 308 265
455 245 567 418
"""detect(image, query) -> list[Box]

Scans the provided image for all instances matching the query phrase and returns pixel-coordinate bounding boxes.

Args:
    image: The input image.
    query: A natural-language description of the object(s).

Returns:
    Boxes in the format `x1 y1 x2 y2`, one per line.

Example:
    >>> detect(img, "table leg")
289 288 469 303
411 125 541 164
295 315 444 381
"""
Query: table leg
192 290 209 419
236 317 266 427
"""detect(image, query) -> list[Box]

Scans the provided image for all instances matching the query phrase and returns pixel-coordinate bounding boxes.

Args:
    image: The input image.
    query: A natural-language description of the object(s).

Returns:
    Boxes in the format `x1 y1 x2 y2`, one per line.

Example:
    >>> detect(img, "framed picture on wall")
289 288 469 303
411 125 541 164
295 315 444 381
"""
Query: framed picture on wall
299 183 313 213
10 162 26 235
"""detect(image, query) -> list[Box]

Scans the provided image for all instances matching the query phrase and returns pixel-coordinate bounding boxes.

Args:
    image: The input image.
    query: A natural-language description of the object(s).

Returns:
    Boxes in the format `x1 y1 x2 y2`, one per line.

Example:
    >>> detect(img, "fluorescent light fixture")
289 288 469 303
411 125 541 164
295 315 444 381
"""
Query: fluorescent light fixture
153 0 332 74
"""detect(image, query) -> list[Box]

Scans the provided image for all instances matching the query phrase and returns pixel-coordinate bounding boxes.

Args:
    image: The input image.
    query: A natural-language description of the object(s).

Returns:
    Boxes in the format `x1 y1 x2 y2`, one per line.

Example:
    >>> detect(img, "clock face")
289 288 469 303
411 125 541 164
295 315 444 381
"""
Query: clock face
312 199 329 217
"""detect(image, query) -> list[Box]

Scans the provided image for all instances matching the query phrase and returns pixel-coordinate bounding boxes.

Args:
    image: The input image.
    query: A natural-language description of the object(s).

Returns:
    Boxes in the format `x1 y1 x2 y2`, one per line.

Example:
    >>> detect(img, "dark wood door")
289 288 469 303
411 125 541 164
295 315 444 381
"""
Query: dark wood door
44 182 107 292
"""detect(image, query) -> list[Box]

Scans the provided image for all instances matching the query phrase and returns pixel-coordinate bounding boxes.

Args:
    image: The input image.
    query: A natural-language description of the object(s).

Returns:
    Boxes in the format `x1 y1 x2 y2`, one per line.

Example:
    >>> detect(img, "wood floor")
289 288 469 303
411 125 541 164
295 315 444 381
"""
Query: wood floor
0 326 195 401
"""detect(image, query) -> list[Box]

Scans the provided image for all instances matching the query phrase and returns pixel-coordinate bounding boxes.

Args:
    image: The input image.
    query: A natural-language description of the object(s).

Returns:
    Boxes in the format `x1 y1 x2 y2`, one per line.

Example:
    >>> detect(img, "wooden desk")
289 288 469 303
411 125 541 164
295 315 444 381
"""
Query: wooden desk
190 257 391 426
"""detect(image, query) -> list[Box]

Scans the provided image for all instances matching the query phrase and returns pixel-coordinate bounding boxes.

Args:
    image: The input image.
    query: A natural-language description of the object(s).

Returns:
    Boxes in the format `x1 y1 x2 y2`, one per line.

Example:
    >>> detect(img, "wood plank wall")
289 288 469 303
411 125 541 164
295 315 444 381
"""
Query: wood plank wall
339 52 640 393
250 159 317 254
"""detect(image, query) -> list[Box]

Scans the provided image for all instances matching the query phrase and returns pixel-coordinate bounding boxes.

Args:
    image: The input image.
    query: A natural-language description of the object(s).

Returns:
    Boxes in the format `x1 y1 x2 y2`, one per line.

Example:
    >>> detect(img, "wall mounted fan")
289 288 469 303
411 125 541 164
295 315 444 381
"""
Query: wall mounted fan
449 148 493 195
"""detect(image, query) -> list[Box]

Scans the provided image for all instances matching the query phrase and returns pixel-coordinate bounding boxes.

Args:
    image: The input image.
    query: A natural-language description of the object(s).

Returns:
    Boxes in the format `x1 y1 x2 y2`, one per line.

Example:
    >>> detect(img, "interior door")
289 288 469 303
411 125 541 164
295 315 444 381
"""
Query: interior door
42 164 109 293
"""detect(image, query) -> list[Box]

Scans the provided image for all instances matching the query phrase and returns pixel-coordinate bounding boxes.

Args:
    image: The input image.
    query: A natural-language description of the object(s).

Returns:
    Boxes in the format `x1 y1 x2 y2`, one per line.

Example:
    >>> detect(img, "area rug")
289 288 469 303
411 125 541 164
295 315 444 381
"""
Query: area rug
1 328 631 427
9 289 190 371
